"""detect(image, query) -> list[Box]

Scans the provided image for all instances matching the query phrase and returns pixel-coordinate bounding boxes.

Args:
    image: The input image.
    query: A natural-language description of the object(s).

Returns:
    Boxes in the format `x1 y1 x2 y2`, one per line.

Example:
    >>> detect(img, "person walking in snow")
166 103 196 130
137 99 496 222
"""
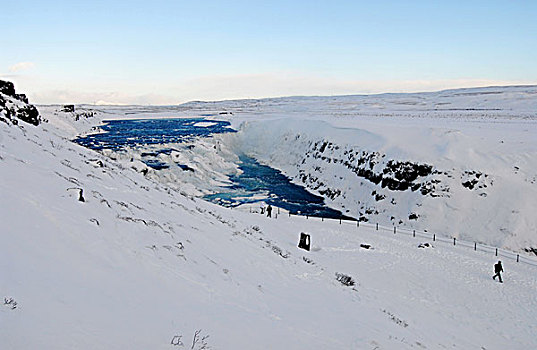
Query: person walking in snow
266 204 272 218
492 260 503 283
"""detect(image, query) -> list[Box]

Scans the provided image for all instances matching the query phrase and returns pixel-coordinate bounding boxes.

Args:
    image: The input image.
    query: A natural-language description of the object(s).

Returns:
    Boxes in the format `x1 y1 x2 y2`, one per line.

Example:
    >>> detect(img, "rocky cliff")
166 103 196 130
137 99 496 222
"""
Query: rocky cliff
0 80 40 126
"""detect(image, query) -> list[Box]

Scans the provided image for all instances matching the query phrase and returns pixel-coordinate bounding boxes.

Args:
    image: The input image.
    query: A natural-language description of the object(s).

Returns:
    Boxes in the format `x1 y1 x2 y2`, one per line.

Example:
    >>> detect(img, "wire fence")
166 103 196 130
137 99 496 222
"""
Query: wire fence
241 205 537 268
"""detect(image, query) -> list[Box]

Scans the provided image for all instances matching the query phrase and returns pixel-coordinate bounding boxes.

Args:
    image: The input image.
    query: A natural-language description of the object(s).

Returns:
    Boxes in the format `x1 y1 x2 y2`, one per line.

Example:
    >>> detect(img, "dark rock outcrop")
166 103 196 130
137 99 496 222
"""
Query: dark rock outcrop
15 104 40 126
408 213 419 220
62 104 75 112
0 80 41 126
524 247 537 256
461 170 489 191
292 137 485 224
304 140 443 199
0 80 16 96
14 94 29 104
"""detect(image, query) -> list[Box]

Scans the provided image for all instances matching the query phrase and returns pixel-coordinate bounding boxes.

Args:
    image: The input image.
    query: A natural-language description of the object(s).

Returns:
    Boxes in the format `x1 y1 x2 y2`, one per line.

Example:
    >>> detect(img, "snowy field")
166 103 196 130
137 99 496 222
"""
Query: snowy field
2 86 537 349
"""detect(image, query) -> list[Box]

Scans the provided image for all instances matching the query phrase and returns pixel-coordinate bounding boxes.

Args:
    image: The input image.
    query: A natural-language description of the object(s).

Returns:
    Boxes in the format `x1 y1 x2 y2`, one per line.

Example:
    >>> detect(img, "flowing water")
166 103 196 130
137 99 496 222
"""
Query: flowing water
74 117 348 219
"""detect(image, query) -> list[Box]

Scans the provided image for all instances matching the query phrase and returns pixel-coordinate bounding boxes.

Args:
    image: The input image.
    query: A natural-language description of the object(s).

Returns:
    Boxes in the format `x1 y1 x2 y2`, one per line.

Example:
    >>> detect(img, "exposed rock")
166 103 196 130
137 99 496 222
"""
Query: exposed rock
0 80 16 96
14 94 29 104
524 247 537 256
381 160 433 191
318 187 341 200
301 140 454 214
178 164 195 172
75 111 95 121
15 104 40 126
0 80 41 126
62 104 75 112
461 170 489 191
335 272 355 287
408 213 419 220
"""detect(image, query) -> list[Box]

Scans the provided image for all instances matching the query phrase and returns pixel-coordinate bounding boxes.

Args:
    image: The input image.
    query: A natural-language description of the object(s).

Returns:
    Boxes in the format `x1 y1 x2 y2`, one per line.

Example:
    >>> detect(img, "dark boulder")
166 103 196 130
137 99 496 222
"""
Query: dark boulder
16 105 40 126
0 80 16 96
14 94 29 104
0 80 41 126
62 104 75 112
524 247 537 256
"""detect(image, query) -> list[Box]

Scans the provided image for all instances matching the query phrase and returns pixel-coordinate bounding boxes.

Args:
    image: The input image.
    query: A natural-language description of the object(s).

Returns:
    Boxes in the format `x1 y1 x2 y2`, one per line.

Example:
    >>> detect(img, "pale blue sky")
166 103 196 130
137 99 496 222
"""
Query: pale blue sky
2 1 536 104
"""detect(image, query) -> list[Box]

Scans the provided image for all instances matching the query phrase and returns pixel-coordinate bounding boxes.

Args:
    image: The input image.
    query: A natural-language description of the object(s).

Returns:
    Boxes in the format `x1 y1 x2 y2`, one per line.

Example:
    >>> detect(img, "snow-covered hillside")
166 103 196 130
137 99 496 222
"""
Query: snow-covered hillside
2 85 537 349
223 114 537 252
181 86 537 253
60 85 537 253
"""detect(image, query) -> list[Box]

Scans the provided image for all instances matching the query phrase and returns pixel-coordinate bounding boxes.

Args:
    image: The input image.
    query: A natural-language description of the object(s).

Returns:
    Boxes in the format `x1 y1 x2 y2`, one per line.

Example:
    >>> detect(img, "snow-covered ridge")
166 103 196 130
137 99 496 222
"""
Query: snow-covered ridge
179 84 537 120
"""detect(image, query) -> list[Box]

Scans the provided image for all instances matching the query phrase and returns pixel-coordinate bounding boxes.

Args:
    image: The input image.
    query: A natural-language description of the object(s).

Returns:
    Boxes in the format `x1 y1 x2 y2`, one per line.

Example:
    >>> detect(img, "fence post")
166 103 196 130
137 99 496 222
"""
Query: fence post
433 234 436 241
278 207 280 214
474 242 477 251
517 254 519 262
376 223 378 231
306 215 308 220
339 218 342 224
289 212 291 217
495 248 498 256
322 217 324 222
394 226 396 234
453 237 456 246
357 220 359 227
413 229 415 237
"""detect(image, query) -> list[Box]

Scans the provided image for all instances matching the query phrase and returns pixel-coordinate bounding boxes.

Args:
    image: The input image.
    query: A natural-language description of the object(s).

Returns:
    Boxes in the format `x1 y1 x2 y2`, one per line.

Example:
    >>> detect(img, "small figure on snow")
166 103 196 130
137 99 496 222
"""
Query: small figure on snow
266 204 272 218
78 188 85 202
260 202 265 214
492 260 503 283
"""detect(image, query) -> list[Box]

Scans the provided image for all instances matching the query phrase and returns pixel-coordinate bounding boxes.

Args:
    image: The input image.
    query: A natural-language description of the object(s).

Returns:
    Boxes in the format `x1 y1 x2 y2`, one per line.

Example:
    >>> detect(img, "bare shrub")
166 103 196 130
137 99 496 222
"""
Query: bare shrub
335 272 355 286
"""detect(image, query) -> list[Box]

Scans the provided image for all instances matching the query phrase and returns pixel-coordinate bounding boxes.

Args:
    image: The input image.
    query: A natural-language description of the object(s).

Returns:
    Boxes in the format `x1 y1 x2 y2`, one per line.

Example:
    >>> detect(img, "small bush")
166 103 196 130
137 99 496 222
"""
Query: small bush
4 297 18 310
170 329 210 349
335 272 355 286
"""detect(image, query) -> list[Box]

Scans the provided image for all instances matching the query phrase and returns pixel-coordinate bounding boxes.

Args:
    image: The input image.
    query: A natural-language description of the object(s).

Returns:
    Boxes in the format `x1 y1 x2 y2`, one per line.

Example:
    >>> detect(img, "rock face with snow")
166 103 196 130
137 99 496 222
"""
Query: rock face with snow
0 80 40 126
227 116 537 252
300 141 439 196
196 86 537 252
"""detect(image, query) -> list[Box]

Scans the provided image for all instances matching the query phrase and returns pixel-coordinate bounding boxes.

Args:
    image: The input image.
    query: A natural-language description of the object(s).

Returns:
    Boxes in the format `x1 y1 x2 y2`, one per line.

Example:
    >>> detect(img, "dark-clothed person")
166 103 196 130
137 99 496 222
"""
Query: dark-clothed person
493 260 503 283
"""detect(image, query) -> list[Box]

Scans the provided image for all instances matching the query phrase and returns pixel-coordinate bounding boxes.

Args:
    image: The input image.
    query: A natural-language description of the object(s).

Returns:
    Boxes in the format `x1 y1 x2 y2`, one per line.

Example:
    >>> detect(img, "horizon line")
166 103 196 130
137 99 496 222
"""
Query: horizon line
30 83 537 107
